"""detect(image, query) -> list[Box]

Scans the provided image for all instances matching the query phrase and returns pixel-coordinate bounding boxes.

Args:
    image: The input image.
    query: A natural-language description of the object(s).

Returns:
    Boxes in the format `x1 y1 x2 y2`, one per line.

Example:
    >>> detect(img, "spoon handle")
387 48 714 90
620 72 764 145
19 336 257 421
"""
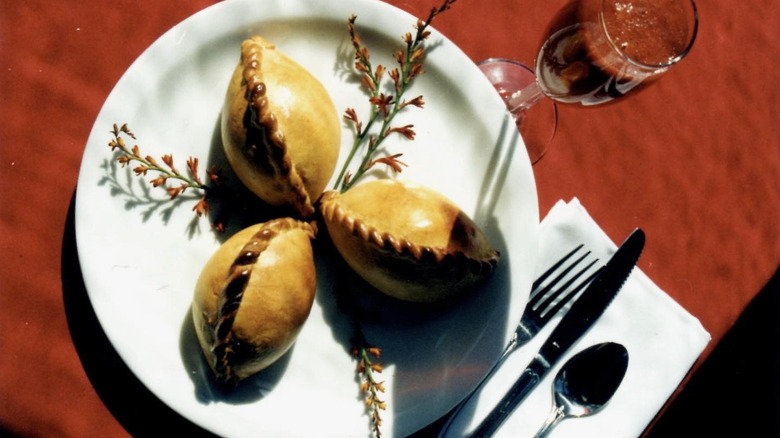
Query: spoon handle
534 405 566 438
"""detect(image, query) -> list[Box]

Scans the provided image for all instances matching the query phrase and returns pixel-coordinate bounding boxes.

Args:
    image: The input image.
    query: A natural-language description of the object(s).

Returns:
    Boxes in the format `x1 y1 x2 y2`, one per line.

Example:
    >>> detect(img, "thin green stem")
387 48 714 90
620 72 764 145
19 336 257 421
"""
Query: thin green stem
113 139 208 191
335 11 434 193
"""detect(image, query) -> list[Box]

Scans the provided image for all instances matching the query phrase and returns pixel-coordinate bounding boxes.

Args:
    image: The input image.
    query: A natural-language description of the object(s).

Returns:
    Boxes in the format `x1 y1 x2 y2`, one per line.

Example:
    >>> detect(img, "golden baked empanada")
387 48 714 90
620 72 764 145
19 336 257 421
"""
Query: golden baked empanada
192 218 317 385
319 179 499 302
222 36 340 217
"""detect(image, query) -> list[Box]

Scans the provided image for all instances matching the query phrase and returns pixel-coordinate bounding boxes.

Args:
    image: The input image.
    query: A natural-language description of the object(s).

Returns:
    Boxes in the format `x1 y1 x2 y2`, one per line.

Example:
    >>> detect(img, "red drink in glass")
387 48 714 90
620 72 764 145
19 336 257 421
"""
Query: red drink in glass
536 0 698 105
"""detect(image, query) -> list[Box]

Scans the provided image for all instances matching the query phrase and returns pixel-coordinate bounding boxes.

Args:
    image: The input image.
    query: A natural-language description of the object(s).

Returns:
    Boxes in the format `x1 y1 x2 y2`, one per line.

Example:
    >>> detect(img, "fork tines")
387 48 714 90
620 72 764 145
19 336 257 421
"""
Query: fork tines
529 245 603 319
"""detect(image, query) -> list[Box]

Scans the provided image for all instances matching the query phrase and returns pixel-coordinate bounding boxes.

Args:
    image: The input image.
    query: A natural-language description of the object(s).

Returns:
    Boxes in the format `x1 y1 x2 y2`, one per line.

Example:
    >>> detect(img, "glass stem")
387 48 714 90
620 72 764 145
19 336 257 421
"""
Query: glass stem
507 79 545 116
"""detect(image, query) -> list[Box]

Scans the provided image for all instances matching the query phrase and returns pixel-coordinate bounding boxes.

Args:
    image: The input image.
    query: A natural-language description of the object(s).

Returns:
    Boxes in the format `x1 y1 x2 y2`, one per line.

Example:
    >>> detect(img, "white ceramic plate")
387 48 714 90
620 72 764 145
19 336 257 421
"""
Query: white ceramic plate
75 0 538 436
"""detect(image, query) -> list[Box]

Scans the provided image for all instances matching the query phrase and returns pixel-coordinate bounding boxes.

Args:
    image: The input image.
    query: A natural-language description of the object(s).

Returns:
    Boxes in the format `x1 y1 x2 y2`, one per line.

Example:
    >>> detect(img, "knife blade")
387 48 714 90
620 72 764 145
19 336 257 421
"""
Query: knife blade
468 228 645 437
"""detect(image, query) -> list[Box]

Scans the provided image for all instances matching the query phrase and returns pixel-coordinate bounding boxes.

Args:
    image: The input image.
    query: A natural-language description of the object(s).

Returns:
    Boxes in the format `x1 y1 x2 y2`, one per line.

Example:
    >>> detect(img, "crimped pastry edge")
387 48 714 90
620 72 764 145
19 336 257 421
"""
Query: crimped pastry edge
239 36 315 217
199 217 317 385
319 189 499 278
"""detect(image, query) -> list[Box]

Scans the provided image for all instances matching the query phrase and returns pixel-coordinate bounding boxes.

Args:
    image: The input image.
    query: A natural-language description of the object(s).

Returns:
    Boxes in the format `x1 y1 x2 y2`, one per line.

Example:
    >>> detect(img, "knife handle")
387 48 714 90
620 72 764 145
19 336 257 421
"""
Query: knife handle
468 360 546 437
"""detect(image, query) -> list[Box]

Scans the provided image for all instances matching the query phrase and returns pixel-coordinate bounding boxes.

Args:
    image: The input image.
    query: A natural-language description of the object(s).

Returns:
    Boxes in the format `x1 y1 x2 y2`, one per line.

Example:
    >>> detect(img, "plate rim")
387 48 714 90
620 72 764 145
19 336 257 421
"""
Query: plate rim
74 0 539 435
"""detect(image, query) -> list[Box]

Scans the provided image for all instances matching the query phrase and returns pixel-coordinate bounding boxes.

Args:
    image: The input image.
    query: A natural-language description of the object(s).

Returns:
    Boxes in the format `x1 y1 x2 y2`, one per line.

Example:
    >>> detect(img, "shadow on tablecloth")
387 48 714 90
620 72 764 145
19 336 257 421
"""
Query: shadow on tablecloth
646 268 779 437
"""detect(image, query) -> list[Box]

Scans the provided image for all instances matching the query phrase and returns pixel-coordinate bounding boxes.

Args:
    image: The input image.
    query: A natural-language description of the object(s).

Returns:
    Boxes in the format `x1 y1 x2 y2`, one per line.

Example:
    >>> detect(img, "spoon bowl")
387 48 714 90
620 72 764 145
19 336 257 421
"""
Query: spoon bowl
534 342 629 437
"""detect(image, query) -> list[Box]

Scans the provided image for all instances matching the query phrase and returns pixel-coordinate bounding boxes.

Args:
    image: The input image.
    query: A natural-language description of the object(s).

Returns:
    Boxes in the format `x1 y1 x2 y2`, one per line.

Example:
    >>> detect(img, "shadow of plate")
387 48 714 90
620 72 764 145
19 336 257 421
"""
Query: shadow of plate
62 190 218 437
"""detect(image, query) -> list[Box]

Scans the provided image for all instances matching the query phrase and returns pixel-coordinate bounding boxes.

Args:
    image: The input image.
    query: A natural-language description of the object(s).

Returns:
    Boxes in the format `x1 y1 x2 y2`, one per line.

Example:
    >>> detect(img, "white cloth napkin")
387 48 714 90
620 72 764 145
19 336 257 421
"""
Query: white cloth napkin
443 198 711 437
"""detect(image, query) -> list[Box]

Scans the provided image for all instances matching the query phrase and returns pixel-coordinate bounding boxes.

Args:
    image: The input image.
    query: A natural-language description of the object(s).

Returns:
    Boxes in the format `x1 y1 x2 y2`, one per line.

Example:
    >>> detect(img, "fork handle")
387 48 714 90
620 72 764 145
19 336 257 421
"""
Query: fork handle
469 361 546 437
437 343 516 437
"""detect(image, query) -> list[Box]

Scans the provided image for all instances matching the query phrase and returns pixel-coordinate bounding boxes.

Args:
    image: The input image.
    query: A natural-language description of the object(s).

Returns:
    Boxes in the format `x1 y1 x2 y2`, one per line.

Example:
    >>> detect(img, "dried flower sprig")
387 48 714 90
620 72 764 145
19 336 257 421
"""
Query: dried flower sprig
334 0 456 193
107 123 220 219
353 337 387 437
99 156 203 231
337 2 457 436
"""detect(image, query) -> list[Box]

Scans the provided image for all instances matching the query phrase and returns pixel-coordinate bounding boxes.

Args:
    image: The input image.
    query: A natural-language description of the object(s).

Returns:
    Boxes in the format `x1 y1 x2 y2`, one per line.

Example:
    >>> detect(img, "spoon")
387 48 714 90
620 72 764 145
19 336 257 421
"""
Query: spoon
533 342 629 437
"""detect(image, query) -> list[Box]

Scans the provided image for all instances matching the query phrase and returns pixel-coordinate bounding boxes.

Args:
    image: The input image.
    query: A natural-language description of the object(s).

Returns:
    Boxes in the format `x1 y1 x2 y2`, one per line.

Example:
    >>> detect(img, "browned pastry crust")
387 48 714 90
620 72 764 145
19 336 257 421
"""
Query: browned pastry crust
221 36 340 217
319 179 499 302
192 218 317 385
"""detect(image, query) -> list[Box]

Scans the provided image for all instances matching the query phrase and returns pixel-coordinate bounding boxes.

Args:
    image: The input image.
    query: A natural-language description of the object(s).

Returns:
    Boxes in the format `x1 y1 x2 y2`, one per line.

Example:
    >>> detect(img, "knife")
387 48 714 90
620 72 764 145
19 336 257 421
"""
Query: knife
467 228 645 437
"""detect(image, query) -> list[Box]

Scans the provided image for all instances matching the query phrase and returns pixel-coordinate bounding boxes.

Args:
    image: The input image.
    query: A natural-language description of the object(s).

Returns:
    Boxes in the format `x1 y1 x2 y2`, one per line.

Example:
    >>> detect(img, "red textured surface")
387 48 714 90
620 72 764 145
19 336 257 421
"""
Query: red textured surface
1 0 777 436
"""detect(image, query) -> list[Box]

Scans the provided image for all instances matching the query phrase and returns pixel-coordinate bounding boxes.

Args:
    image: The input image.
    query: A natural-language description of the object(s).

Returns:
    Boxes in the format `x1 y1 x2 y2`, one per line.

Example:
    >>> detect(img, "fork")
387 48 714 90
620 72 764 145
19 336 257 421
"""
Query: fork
438 244 603 436
506 244 603 355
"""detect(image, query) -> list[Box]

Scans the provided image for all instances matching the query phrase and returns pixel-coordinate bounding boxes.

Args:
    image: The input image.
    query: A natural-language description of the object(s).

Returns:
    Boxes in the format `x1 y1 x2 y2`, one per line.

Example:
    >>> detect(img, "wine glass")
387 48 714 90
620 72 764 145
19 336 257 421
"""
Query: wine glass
480 0 699 163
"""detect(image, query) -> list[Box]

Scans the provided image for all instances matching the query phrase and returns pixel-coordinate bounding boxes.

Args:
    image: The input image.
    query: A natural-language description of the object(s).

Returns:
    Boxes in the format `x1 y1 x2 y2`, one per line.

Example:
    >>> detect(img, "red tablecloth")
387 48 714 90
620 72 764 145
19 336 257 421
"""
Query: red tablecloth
1 0 778 436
